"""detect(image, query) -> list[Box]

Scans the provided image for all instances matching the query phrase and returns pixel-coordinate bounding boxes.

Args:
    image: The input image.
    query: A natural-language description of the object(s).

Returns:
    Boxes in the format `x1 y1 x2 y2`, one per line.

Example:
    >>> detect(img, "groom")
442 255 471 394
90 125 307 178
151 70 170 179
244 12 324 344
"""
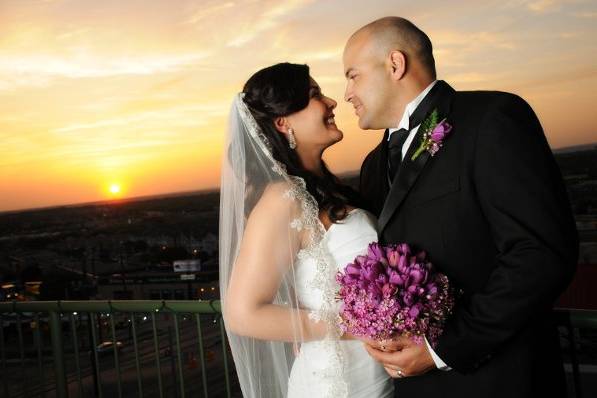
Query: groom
344 17 578 397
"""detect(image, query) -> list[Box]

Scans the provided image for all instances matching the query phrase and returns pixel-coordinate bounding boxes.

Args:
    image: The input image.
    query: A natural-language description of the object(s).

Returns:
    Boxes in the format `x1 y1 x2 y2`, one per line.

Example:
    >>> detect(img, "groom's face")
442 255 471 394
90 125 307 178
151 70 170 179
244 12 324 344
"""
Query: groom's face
343 35 394 130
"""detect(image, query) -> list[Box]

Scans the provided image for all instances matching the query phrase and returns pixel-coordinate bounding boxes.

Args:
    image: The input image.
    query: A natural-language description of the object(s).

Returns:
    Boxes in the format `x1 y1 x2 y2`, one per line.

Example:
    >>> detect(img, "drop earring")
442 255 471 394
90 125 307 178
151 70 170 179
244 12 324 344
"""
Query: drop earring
288 128 297 149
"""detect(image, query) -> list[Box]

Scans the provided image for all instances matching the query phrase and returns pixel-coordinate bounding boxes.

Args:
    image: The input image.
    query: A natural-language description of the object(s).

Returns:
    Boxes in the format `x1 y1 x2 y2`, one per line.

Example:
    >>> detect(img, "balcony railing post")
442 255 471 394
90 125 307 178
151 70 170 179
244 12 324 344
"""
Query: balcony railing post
151 311 164 398
195 314 209 398
49 310 68 398
173 313 186 398
219 316 231 398
34 314 47 398
0 315 9 398
16 313 27 396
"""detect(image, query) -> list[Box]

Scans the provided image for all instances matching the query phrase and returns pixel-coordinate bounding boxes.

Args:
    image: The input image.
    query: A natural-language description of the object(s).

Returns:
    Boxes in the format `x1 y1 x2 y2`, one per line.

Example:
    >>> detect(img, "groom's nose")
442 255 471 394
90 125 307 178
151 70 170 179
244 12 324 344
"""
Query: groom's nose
344 83 352 103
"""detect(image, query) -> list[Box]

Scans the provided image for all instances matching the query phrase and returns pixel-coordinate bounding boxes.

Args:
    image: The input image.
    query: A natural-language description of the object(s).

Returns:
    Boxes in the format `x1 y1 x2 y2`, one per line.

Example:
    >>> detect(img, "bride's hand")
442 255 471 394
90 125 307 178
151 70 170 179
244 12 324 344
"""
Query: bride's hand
341 331 375 343
342 332 404 353
363 335 406 353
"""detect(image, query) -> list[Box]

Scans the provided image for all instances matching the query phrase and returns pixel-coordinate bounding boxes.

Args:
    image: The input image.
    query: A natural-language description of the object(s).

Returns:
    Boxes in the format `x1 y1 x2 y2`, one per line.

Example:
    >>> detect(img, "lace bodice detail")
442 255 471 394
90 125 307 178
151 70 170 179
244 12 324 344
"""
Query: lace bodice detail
290 208 379 398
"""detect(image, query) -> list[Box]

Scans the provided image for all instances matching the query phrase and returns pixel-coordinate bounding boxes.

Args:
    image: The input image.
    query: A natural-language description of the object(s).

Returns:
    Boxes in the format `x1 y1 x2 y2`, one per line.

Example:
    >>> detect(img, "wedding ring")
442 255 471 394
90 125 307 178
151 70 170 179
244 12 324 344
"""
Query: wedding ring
380 344 387 351
395 369 404 378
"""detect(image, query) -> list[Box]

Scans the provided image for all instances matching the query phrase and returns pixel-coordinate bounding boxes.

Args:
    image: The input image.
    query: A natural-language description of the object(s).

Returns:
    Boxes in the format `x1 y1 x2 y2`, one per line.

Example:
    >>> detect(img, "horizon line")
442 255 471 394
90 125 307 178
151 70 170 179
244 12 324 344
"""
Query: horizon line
2 141 596 215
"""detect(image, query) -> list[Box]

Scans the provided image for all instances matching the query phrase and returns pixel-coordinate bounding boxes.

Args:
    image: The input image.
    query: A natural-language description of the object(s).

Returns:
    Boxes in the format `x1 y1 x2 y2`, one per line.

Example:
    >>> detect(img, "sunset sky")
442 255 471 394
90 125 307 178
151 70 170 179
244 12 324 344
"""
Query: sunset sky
1 0 596 212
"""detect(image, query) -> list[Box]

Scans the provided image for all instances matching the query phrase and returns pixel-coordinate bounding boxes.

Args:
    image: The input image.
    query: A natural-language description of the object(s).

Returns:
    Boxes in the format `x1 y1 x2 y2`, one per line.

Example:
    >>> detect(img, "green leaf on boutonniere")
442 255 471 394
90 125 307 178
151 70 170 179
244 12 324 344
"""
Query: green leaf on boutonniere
411 109 439 161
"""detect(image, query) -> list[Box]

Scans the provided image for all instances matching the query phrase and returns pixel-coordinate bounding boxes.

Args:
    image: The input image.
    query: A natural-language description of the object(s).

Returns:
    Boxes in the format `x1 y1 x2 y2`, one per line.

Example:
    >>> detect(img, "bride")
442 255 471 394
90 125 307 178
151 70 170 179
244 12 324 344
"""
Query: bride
219 63 394 398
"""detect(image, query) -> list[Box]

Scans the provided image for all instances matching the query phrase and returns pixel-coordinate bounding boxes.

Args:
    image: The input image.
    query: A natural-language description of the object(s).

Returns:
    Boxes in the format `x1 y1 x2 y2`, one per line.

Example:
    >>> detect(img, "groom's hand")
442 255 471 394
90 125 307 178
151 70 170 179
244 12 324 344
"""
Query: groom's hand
364 336 436 378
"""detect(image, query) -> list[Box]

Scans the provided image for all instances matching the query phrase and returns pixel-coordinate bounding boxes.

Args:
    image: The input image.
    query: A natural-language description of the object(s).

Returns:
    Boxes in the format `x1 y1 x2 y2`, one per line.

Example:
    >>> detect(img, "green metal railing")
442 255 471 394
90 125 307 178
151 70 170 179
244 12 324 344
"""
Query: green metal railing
0 302 595 398
0 300 235 398
554 308 597 398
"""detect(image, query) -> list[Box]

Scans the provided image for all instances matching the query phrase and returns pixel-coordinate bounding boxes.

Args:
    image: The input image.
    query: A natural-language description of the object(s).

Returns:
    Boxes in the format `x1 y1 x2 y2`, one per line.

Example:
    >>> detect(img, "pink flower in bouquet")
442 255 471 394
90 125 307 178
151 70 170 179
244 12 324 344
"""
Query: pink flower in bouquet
336 242 455 347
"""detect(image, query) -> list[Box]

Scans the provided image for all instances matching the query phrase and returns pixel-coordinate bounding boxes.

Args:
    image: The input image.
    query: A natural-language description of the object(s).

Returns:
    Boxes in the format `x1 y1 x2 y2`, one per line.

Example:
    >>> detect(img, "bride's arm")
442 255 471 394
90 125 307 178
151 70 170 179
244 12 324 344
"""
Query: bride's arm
223 183 329 342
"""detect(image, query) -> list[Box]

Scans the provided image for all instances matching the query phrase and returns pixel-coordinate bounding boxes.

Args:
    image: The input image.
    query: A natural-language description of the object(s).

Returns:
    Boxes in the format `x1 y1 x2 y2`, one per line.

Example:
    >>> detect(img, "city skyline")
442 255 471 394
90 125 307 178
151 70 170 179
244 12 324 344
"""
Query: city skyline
1 0 596 212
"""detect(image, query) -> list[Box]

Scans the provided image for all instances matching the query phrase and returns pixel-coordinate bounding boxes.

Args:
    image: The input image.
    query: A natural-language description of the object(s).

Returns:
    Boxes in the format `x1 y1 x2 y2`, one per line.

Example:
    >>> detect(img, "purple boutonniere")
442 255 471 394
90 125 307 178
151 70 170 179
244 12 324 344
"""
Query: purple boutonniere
411 109 453 161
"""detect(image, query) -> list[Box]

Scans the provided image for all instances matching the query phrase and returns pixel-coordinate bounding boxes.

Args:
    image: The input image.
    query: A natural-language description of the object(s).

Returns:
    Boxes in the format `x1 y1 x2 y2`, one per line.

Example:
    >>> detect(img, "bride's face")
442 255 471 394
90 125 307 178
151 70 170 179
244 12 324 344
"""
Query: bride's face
284 78 343 150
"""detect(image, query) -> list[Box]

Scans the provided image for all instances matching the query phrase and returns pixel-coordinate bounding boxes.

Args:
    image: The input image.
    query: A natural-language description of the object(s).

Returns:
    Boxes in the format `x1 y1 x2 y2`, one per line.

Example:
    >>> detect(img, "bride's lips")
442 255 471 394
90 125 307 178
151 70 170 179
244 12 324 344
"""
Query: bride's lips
324 113 337 127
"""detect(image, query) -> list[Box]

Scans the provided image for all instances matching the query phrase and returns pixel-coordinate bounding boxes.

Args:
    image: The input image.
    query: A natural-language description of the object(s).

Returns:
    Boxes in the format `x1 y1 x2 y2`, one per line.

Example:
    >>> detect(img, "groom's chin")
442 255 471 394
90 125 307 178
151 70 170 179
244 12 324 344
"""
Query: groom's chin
357 117 373 130
359 121 375 130
359 121 384 131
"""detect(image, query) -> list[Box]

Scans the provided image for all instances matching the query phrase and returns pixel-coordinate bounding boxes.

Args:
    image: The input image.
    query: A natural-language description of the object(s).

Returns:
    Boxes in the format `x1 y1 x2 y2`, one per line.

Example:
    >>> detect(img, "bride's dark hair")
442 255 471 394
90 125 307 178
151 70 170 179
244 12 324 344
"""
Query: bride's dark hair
242 62 362 223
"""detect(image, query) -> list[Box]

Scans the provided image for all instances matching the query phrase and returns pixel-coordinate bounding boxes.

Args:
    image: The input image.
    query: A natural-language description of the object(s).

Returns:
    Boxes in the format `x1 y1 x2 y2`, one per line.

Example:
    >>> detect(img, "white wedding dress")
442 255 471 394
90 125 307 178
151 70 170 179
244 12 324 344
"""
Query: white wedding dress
287 208 395 398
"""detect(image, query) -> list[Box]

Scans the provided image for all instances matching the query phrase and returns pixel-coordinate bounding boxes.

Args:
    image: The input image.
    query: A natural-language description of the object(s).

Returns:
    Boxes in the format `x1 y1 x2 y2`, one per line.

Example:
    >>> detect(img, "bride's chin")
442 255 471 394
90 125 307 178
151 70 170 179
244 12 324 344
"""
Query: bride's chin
331 132 344 144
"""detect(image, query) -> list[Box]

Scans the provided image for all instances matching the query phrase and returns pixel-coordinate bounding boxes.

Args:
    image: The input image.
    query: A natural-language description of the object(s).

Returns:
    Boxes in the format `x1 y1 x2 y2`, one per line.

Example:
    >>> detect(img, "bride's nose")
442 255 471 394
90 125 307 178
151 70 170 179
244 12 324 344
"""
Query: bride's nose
324 95 337 110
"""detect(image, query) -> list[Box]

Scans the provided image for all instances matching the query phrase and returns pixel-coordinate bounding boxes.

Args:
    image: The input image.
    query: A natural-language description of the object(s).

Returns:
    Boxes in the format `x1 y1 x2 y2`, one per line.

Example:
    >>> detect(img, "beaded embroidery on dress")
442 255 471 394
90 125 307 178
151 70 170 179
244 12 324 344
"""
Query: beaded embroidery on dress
287 208 394 398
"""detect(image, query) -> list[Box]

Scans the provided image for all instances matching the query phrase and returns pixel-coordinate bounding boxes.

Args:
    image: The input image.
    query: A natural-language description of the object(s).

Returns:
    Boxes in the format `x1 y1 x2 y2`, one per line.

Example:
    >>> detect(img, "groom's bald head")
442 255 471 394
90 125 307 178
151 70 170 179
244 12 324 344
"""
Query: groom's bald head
343 17 437 130
346 17 436 80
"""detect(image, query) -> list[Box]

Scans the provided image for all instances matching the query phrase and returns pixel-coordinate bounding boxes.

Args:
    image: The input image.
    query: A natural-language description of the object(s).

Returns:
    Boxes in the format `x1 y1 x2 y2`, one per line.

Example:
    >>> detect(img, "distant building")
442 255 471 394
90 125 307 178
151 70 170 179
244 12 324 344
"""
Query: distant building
173 259 201 272
97 269 219 301
198 233 218 255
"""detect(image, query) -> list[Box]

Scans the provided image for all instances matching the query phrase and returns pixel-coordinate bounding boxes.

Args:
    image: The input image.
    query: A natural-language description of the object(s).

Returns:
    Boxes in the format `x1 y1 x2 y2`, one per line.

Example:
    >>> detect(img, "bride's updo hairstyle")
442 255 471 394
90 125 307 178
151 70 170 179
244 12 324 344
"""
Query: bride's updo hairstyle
242 62 362 223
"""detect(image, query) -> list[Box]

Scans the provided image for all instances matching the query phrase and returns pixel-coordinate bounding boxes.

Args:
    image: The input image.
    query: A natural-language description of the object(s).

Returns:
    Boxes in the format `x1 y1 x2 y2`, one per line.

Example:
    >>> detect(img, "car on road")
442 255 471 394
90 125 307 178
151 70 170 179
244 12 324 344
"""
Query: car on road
96 341 123 354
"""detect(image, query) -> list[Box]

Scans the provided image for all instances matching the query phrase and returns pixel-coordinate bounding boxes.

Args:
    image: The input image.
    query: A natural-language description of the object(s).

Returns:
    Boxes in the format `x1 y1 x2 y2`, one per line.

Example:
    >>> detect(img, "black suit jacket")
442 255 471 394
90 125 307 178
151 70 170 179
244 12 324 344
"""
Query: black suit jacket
359 81 578 398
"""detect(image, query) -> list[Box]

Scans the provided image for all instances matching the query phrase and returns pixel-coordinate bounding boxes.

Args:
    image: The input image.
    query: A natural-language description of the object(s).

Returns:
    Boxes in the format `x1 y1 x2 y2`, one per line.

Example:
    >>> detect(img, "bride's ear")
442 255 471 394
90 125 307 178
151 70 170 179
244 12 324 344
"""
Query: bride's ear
274 117 289 135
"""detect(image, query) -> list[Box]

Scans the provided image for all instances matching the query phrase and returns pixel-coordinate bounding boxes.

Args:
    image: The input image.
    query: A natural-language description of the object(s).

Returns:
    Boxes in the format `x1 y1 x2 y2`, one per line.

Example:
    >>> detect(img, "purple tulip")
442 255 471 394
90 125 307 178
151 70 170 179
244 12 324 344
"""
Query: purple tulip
409 269 426 285
388 250 400 268
382 283 397 297
346 264 361 275
398 255 408 273
355 255 367 266
363 268 376 281
389 270 403 285
376 274 388 285
430 119 452 142
398 243 410 256
336 242 455 343
403 292 414 306
368 243 385 261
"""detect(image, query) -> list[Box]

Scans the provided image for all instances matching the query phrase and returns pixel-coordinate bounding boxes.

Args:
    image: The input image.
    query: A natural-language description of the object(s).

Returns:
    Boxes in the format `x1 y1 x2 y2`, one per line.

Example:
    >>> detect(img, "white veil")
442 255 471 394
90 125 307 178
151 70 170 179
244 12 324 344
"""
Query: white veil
219 94 347 397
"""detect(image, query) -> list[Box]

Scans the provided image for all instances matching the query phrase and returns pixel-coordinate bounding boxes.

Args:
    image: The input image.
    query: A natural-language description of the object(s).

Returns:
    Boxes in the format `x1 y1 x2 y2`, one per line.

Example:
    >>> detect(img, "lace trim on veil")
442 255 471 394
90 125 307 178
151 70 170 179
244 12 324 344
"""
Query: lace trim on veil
235 94 348 398
284 177 348 397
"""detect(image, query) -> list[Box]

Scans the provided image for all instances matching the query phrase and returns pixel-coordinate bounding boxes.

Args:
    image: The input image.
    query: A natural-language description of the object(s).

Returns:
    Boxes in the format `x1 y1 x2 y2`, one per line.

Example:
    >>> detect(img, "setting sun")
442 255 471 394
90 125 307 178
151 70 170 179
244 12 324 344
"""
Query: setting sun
109 184 121 195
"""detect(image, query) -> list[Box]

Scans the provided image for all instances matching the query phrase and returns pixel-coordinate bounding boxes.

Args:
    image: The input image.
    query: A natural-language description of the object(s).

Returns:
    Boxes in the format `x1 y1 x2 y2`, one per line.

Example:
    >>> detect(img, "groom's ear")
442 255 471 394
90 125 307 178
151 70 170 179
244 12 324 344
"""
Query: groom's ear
389 50 406 81
274 117 288 134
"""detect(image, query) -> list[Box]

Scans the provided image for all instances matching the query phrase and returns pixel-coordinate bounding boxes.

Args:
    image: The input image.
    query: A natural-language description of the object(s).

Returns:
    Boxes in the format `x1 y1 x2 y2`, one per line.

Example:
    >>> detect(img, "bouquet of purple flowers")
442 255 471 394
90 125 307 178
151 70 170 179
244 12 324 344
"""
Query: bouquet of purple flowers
336 242 455 347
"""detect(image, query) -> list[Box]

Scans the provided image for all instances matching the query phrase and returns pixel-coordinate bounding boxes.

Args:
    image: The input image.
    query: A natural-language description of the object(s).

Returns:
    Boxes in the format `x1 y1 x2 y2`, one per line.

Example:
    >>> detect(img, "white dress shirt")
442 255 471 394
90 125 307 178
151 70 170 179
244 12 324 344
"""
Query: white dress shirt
387 80 452 371
388 80 437 156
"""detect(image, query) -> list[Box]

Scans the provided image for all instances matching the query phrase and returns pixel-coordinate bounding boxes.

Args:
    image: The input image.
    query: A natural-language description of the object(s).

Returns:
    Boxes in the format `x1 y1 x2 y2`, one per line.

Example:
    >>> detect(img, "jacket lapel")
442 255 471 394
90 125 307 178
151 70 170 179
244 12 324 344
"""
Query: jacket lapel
377 130 431 232
377 129 390 199
362 130 390 216
377 81 456 233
